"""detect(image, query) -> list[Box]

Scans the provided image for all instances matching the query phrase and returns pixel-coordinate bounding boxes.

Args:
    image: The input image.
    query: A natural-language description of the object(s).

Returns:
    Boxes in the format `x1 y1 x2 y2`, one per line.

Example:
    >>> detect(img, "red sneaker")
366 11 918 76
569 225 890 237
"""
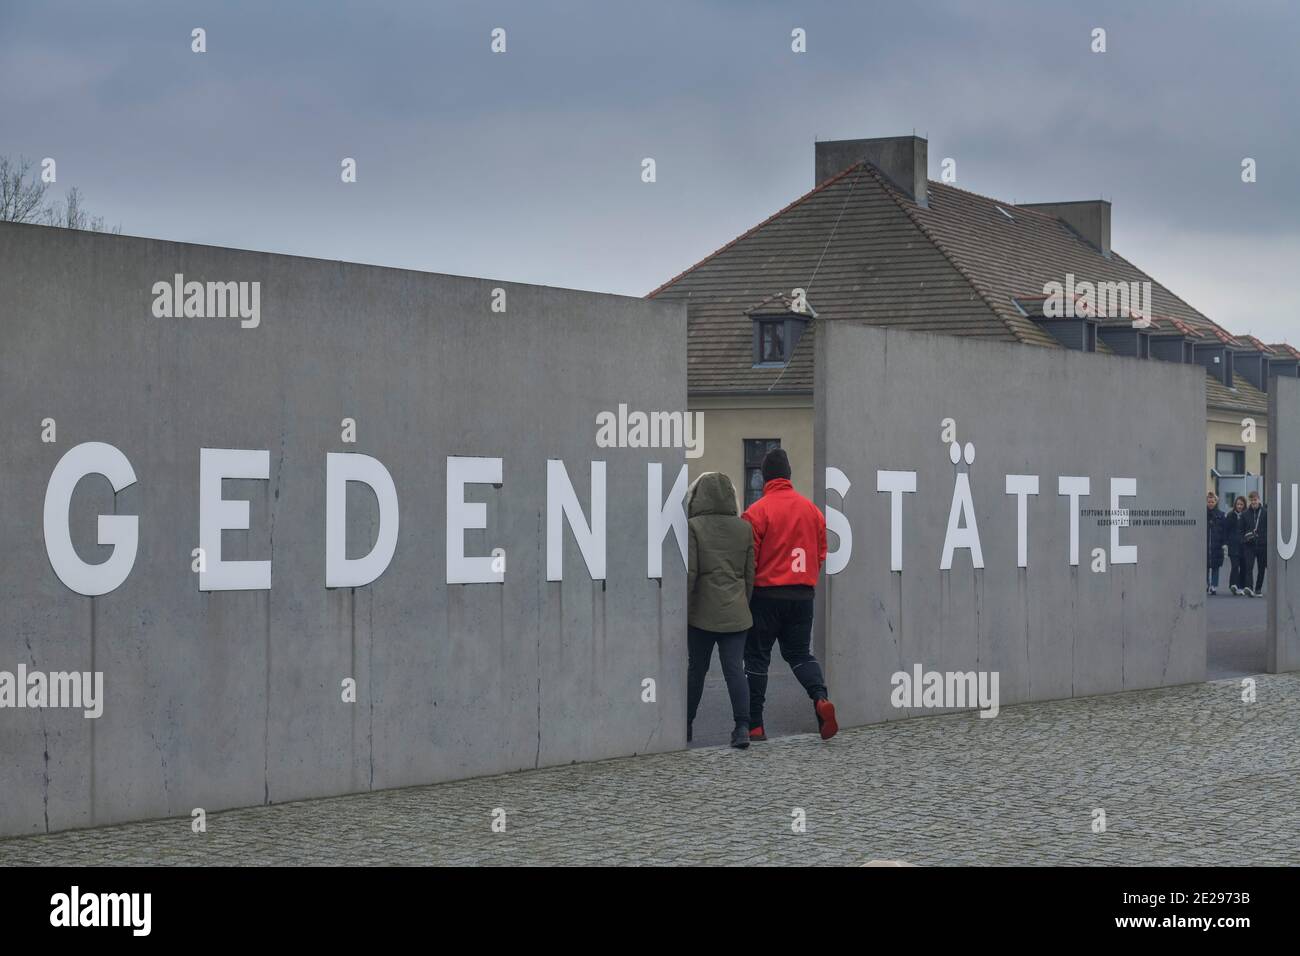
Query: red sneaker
749 726 767 742
814 698 838 740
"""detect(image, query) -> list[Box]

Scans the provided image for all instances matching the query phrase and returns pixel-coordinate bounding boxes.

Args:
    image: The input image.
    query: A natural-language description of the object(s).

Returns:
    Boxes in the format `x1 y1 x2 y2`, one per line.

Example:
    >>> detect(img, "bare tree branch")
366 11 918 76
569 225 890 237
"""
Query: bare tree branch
0 155 50 223
0 154 121 232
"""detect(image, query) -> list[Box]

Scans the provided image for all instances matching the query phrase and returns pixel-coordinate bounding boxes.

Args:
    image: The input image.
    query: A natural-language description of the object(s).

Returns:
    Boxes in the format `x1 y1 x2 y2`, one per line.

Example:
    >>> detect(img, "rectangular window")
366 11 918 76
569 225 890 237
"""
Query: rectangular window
1216 447 1245 475
743 438 781 508
758 321 785 364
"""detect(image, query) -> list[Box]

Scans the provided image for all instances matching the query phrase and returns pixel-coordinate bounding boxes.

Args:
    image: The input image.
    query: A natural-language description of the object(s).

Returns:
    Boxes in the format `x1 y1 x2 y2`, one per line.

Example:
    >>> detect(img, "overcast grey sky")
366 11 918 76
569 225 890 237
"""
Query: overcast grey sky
2 0 1296 341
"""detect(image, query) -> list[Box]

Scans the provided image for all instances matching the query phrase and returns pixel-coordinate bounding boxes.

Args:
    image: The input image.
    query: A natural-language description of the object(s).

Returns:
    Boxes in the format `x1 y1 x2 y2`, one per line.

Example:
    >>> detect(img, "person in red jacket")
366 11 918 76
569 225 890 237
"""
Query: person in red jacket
741 448 838 742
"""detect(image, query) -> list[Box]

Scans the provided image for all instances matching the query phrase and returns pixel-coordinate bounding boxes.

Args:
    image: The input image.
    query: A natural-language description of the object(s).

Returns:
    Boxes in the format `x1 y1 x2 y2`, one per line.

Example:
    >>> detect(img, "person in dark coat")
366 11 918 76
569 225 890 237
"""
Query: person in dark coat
685 471 755 749
1244 490 1268 597
1205 491 1226 594
1225 495 1249 594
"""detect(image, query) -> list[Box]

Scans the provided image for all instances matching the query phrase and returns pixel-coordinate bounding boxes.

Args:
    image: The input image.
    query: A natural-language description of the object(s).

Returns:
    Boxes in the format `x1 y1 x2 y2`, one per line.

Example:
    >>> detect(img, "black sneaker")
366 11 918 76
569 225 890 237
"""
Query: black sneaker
1244 587 1255 597
730 723 750 749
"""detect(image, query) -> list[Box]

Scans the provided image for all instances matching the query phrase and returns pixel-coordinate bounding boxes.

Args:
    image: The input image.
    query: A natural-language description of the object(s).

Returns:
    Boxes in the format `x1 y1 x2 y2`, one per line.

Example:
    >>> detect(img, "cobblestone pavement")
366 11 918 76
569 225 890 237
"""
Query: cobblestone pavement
3 674 1297 866
1206 592 1266 679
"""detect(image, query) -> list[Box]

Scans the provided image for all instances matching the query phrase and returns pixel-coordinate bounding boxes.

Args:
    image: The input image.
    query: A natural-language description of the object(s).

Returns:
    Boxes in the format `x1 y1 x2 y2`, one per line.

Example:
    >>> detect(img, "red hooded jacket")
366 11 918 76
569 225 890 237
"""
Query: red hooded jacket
741 479 827 588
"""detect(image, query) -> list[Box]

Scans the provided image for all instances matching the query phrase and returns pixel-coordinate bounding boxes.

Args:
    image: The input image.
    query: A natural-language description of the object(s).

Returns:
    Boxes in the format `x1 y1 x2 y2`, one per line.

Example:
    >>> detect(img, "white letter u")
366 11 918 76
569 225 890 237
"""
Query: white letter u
1278 482 1298 561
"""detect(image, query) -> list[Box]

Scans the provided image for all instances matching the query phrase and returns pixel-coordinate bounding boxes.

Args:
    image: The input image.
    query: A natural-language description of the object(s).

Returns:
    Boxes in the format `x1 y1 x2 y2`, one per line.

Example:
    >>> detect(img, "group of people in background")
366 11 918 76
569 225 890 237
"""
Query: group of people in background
1205 490 1268 597
684 448 838 749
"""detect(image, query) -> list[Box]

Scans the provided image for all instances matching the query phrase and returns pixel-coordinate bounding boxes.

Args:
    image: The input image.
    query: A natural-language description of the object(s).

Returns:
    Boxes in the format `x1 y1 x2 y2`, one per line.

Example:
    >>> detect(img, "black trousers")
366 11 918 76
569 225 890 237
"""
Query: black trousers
1229 553 1249 590
1252 546 1268 592
744 596 827 727
687 627 749 727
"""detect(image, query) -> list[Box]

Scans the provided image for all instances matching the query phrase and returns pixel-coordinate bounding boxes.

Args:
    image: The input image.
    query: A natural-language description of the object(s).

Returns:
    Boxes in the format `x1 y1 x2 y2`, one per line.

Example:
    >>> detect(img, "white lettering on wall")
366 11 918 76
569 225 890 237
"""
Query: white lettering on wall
646 463 688 578
198 448 271 591
547 460 606 582
1005 475 1040 568
1109 477 1138 565
325 453 400 588
446 456 503 585
825 466 852 575
876 470 917 572
1058 476 1091 567
43 442 138 596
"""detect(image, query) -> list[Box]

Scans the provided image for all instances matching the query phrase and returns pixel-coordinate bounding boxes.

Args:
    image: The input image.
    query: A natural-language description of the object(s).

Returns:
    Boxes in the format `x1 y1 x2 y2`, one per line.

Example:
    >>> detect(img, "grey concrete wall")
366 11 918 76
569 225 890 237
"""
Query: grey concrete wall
815 323 1206 728
1267 375 1300 672
0 222 687 836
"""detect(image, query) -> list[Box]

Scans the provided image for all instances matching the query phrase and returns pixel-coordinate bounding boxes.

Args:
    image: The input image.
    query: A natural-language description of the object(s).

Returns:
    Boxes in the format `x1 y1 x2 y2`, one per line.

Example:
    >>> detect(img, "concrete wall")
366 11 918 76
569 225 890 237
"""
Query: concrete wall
1267 375 1300 672
815 323 1207 728
0 222 687 836
686 396 814 502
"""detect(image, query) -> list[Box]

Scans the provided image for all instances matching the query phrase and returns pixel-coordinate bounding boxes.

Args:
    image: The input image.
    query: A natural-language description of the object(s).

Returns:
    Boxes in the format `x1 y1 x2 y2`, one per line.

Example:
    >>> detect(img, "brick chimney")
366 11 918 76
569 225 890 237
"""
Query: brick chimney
815 135 928 207
1020 200 1112 258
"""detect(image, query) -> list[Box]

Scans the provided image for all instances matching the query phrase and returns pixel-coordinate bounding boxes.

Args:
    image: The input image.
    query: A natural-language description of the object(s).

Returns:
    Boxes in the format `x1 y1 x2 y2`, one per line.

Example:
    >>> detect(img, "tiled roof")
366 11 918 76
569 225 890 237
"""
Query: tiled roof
1270 343 1300 360
1163 317 1201 338
902 177 1242 346
1200 326 1244 346
649 165 1036 394
650 160 1264 412
1206 373 1269 414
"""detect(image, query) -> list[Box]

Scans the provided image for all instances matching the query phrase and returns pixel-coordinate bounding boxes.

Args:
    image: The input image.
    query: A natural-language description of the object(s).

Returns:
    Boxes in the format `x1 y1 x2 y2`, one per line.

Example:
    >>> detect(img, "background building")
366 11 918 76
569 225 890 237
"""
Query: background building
650 134 1296 506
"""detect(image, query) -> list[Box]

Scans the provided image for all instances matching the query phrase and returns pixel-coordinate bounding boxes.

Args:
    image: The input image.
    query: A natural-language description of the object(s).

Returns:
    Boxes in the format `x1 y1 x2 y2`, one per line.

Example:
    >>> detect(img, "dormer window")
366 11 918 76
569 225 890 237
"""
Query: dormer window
1030 314 1098 352
758 319 785 364
1097 323 1152 359
1235 349 1270 391
752 314 811 366
1193 343 1235 387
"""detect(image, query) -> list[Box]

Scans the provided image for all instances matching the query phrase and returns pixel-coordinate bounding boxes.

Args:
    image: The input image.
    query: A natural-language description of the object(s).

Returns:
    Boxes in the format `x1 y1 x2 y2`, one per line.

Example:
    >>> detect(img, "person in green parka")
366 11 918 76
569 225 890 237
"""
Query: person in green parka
686 471 755 749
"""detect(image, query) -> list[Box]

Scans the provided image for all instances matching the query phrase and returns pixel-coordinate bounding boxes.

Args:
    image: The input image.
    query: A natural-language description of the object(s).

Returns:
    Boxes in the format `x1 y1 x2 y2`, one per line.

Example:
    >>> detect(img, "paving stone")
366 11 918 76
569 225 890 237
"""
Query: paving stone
1 675 1296 866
